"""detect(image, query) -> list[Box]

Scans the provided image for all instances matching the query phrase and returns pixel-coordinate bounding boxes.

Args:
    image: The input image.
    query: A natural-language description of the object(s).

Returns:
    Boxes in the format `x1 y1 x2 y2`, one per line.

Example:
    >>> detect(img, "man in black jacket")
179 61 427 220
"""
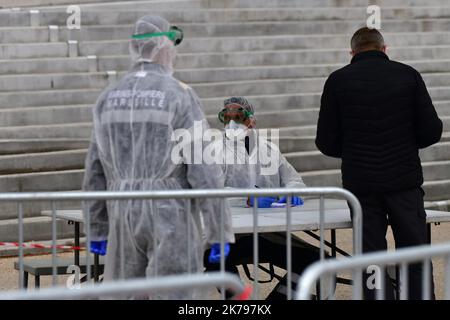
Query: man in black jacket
315 27 442 299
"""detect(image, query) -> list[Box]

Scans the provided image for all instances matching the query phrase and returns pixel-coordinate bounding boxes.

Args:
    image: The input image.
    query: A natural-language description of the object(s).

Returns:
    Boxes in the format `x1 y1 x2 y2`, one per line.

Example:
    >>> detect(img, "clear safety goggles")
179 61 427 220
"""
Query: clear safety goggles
131 25 184 46
218 106 254 124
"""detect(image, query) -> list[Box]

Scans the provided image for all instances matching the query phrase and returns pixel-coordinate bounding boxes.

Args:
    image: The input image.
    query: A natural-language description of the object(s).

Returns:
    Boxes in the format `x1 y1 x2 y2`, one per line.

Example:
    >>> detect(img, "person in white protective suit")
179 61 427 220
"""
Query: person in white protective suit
203 97 330 300
216 97 306 194
83 15 235 299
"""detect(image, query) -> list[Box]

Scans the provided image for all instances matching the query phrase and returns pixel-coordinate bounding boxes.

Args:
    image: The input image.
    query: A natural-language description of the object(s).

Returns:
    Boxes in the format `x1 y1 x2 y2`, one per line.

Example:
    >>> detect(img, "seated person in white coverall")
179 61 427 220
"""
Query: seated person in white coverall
203 97 324 300
83 15 235 299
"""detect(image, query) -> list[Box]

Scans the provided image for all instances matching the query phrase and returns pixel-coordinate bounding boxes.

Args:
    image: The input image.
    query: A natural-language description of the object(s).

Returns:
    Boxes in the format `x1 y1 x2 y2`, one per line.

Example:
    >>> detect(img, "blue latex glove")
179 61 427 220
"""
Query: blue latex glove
208 243 230 264
90 240 107 256
277 196 304 206
248 196 278 208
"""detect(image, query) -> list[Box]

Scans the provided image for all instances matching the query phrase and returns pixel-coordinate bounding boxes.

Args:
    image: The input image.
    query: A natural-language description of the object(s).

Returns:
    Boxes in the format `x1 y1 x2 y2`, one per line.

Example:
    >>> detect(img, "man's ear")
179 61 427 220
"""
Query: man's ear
350 50 355 57
381 45 387 53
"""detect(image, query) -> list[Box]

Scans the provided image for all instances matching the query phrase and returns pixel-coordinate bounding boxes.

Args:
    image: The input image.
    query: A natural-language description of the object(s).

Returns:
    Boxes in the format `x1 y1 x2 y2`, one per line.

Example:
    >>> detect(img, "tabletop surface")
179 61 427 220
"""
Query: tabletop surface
41 199 450 234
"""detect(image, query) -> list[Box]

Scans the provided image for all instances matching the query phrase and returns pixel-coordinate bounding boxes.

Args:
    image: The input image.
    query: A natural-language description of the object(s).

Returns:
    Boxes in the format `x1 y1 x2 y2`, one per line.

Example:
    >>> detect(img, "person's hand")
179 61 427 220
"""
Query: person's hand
277 196 304 206
248 196 278 208
208 243 230 264
90 240 107 256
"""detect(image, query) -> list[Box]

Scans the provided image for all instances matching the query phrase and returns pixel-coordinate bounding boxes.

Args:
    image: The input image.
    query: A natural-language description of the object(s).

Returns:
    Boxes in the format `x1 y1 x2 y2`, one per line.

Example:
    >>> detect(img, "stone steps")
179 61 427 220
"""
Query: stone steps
4 71 450 106
0 72 110 92
278 116 450 136
5 70 450 96
0 138 88 155
59 46 450 71
0 45 450 74
0 149 86 174
1 160 449 217
0 168 83 221
2 113 450 139
1 85 450 111
5 141 450 180
2 100 450 134
175 59 450 83
1 0 139 9
301 168 450 202
81 32 450 55
3 6 450 27
200 89 450 114
0 216 76 243
32 0 450 10
4 20 450 44
5 139 450 197
154 46 450 70
0 169 83 192
4 32 450 60
1 60 449 95
279 135 450 154
4 99 450 128
0 105 93 126
2 54 450 79
0 122 93 139
285 144 450 173
1 59 450 89
1 0 450 245
0 57 92 75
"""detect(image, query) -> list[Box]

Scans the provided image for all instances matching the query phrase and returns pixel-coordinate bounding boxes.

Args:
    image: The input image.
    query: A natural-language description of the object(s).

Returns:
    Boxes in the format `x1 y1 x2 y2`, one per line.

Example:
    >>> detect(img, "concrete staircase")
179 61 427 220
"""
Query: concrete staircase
1 0 450 242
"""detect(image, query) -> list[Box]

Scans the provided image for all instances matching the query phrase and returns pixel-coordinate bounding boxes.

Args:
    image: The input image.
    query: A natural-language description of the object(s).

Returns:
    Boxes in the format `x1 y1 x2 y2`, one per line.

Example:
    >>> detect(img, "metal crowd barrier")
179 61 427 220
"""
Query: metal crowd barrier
0 187 362 300
0 272 246 300
296 242 450 300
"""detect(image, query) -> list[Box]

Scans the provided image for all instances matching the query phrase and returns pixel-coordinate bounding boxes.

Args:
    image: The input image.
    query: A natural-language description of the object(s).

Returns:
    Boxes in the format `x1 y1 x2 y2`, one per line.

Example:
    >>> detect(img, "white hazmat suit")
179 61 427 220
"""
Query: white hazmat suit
221 131 306 190
83 15 234 299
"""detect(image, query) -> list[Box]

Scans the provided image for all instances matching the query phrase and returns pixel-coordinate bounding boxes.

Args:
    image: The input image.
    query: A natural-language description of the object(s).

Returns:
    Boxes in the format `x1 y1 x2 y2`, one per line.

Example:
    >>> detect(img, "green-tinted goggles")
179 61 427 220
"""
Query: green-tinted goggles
131 26 184 46
218 107 253 124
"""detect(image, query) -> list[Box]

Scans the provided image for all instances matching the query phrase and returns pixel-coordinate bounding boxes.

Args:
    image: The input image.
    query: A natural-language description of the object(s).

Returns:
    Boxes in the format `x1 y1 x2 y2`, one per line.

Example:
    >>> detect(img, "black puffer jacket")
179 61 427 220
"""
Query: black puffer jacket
315 50 442 193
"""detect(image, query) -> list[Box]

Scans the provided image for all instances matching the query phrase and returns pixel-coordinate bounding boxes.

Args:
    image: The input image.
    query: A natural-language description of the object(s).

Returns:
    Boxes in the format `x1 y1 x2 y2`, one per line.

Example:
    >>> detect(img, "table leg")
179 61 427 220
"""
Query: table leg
94 254 99 282
304 229 351 289
35 276 40 289
331 229 337 258
303 230 350 257
74 221 80 266
395 266 400 300
23 272 28 289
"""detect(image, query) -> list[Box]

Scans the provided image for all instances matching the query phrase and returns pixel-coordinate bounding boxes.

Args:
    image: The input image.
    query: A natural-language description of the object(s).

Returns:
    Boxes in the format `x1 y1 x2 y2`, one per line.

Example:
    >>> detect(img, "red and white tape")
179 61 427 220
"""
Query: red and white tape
0 241 83 251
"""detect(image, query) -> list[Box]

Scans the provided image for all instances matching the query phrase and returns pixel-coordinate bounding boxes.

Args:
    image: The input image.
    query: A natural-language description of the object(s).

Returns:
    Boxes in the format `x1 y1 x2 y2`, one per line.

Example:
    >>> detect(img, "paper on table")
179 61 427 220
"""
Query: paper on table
270 202 302 208
227 197 248 208
270 202 287 208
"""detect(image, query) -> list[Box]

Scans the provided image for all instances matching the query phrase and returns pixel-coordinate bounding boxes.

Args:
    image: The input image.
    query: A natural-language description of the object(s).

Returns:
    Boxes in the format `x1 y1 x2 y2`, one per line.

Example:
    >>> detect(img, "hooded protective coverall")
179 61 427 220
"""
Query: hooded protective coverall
83 15 234 299
214 96 305 191
221 131 306 190
204 99 323 300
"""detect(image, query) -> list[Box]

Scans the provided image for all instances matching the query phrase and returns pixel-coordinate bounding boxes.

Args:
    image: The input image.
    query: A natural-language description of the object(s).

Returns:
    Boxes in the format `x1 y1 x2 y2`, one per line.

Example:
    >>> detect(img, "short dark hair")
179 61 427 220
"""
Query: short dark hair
350 27 385 53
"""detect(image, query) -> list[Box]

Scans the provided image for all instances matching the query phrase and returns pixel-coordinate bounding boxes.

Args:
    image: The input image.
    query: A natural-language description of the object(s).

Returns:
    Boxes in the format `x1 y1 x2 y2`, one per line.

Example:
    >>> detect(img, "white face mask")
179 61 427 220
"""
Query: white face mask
225 120 248 140
225 120 244 130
